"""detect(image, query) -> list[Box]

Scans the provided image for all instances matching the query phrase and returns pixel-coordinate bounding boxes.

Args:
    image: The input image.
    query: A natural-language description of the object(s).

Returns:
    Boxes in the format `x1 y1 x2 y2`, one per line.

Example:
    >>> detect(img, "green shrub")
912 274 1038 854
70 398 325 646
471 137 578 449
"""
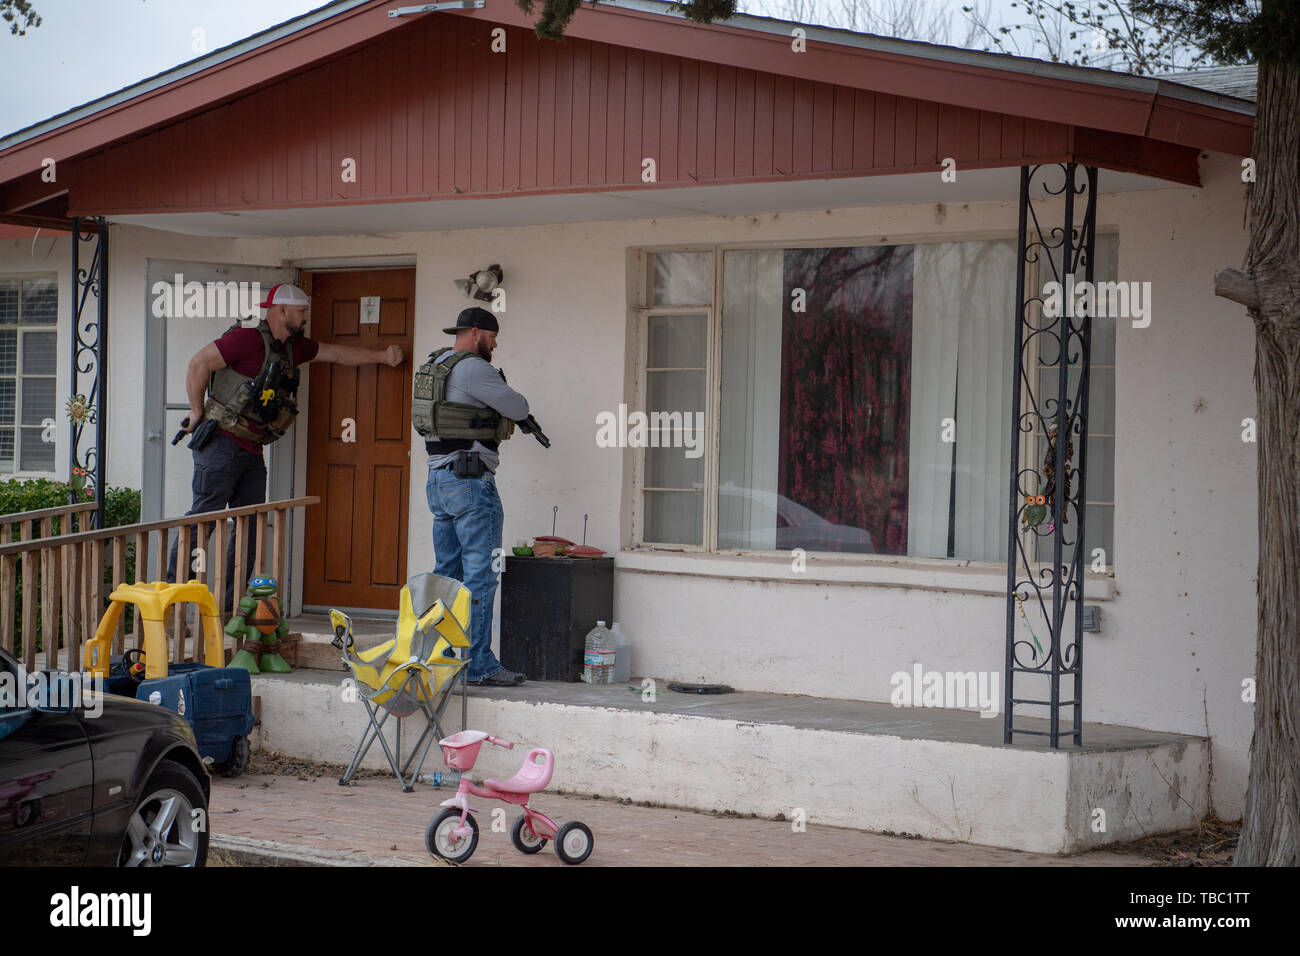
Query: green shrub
104 486 142 529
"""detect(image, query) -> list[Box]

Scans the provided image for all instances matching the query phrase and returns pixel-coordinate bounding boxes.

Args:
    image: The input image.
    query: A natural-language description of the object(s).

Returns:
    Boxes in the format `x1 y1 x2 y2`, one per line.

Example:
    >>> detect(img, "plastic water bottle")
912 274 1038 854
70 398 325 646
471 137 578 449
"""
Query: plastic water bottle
418 770 463 788
610 622 630 683
582 621 615 684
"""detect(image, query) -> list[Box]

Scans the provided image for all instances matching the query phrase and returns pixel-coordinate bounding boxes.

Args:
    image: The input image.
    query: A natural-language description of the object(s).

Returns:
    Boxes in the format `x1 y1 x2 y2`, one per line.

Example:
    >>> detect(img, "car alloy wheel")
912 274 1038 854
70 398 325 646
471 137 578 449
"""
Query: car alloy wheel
119 764 207 867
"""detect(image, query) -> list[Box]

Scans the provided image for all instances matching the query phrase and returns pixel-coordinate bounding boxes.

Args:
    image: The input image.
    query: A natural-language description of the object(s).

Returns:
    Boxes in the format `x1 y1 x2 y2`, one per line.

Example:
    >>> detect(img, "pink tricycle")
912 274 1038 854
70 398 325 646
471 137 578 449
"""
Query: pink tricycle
425 730 594 865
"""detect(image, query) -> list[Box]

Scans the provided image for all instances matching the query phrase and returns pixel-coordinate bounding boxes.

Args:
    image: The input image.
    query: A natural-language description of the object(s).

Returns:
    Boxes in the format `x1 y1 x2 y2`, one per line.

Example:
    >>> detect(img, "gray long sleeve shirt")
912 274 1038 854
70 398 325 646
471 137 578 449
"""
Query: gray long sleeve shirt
425 351 530 474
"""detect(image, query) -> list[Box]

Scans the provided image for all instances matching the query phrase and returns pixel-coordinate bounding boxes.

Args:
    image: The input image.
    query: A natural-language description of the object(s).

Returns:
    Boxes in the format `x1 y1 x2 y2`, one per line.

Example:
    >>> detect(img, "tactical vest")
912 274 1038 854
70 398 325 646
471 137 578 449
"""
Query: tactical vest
412 348 515 444
203 321 301 445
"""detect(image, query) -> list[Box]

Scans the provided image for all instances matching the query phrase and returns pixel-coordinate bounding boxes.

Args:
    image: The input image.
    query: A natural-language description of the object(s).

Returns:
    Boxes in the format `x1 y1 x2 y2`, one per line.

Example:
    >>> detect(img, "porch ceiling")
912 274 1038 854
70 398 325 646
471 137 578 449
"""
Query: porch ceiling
108 166 1176 238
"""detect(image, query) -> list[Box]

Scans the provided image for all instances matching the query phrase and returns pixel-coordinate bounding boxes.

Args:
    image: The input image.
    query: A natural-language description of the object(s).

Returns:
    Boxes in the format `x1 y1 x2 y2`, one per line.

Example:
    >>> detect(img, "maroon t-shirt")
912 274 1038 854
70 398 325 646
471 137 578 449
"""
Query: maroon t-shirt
212 328 319 453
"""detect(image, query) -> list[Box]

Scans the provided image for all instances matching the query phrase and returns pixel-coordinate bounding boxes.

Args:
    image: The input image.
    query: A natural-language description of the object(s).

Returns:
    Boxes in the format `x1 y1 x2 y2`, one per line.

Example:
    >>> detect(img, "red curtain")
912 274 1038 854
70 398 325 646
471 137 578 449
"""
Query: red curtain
777 245 913 554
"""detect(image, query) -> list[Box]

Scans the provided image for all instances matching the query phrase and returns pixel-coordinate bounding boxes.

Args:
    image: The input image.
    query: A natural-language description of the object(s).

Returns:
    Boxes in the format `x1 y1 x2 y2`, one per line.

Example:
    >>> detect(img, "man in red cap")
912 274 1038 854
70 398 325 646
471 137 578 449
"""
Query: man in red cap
168 283 404 607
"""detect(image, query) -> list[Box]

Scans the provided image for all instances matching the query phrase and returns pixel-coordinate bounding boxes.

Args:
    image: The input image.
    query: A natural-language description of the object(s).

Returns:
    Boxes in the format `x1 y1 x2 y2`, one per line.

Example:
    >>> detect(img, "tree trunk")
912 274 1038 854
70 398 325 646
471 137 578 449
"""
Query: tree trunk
1229 60 1300 867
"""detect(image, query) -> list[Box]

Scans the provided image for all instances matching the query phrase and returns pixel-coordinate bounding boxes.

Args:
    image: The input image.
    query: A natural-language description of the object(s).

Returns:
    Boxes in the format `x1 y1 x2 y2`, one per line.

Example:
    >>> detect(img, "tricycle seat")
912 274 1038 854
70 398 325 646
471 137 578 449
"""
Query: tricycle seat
484 748 553 794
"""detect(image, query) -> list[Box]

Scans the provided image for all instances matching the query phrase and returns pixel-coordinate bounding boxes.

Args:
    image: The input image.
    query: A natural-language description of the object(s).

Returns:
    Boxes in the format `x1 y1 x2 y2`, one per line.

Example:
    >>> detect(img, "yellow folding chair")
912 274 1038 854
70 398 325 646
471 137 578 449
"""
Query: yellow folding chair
330 573 472 791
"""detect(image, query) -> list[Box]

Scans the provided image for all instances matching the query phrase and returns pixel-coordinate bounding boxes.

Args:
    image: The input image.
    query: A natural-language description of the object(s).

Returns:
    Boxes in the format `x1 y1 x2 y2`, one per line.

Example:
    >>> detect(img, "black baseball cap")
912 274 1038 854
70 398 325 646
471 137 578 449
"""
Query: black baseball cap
443 307 500 335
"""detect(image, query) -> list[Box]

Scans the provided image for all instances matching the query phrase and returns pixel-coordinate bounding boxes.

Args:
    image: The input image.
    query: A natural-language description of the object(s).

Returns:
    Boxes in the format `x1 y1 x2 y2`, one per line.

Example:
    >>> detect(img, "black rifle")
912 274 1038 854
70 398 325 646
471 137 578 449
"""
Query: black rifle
518 415 550 448
497 368 550 448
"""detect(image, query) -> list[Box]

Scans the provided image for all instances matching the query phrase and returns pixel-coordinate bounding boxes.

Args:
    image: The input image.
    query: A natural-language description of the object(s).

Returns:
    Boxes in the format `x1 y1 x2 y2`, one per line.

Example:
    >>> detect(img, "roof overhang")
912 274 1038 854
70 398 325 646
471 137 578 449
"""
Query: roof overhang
0 0 392 176
103 166 1181 239
460 0 1254 155
0 0 1254 233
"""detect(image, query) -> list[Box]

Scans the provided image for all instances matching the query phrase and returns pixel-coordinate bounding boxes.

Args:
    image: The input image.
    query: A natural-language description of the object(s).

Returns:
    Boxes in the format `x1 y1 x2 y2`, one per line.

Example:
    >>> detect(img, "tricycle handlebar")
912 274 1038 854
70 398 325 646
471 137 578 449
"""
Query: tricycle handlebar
487 736 515 749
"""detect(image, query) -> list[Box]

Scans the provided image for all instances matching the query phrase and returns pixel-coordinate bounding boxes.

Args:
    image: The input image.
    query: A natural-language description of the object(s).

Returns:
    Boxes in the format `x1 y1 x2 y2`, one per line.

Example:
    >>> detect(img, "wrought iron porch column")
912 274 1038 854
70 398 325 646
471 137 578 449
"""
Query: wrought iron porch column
1004 163 1097 748
69 216 109 528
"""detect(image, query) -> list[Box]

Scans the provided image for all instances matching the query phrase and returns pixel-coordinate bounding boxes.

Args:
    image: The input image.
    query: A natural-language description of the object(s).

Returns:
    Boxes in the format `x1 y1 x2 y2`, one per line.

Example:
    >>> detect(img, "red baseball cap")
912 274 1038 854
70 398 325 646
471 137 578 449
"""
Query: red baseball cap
259 283 310 308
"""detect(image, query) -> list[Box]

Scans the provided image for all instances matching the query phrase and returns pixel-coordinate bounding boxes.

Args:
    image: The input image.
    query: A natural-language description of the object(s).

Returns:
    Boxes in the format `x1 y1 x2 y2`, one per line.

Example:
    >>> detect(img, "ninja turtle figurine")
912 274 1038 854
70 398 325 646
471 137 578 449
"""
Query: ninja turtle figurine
227 573 291 673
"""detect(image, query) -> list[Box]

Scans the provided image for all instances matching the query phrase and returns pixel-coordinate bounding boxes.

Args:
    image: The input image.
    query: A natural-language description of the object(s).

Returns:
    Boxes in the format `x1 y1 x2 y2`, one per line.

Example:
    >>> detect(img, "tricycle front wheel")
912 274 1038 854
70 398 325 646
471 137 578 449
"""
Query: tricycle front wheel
426 809 478 864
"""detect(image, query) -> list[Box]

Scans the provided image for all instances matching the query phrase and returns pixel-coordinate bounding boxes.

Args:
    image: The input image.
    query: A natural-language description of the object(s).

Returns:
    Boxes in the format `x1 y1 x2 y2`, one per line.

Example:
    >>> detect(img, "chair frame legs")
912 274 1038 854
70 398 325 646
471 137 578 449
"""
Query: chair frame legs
339 665 471 792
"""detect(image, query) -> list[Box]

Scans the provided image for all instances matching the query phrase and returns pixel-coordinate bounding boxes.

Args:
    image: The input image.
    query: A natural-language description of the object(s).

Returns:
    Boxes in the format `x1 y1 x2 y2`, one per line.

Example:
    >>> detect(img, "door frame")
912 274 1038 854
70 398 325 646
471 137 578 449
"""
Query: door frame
142 258 298 607
291 261 417 616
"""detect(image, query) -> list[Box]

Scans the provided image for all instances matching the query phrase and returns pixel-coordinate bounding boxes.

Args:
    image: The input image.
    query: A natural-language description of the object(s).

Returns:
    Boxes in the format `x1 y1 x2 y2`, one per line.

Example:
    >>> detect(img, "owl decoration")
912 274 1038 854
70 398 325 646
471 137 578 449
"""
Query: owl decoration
1022 494 1048 531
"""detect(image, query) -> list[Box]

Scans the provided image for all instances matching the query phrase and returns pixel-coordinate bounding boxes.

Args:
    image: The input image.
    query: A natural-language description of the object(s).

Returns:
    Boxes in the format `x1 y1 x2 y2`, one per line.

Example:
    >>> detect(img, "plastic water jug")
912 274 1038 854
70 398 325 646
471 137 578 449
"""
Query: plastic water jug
610 622 630 683
582 621 614 684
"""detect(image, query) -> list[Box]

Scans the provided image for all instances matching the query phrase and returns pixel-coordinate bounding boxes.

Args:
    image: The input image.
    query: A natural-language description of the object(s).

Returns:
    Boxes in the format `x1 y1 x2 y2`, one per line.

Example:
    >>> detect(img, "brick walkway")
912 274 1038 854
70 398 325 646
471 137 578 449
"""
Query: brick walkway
210 773 1151 867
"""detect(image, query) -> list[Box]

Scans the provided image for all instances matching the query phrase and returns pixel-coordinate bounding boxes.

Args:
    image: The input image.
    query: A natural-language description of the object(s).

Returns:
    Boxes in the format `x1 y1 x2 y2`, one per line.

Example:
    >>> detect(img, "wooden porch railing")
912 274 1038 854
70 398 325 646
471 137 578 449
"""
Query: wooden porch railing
0 496 319 671
1 501 100 671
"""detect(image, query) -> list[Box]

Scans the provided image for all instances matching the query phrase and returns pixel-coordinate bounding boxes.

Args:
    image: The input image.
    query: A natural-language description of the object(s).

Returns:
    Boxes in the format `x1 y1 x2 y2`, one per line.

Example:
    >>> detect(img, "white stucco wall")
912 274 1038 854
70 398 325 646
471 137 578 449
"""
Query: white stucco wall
0 152 1256 818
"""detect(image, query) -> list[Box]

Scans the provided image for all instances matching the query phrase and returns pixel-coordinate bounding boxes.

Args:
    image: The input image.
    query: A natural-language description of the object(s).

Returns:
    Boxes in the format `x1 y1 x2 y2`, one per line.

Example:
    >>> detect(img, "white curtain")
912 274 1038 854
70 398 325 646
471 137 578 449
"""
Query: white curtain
910 241 1017 561
909 244 962 558
718 250 784 549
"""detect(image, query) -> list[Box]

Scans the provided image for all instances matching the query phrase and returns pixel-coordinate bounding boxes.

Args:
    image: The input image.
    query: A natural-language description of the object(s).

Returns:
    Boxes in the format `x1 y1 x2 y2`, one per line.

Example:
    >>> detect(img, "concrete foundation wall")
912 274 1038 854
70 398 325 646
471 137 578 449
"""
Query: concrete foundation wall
256 672 1207 854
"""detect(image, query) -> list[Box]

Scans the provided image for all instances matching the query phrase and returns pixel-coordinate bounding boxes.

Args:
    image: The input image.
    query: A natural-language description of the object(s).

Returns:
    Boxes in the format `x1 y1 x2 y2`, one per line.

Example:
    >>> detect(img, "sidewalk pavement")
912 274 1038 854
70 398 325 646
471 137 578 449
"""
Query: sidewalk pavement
209 773 1152 867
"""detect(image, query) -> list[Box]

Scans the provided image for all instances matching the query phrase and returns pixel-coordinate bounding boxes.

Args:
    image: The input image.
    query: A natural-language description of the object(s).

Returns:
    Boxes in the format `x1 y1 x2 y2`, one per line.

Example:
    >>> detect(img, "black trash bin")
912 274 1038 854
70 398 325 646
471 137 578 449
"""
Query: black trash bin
500 556 614 682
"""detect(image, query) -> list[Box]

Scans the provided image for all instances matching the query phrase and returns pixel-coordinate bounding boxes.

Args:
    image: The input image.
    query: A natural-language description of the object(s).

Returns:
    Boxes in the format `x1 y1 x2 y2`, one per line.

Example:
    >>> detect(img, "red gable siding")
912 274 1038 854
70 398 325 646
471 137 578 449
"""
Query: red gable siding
62 16 1080 217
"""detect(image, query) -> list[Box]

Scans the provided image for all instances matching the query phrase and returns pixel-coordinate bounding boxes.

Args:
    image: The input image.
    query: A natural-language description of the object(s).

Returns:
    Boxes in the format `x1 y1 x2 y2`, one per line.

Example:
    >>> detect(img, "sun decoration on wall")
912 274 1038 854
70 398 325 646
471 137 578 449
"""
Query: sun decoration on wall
66 393 95 426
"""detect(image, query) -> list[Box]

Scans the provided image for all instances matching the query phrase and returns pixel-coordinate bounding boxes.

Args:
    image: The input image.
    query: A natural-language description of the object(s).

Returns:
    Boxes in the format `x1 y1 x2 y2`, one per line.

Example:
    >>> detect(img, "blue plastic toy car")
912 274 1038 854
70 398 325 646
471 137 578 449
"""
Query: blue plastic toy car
109 656 255 777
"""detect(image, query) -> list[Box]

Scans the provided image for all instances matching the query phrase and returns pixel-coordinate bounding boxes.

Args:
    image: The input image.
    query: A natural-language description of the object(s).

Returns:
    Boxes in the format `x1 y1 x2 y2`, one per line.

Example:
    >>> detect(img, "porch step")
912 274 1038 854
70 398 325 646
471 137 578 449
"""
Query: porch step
282 613 396 671
250 669 1208 854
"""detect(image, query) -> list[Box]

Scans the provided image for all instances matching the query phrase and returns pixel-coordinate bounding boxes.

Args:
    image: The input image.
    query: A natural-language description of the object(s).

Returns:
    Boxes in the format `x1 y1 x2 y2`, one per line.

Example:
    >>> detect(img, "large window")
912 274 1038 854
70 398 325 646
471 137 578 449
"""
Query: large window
0 276 58 474
636 236 1117 565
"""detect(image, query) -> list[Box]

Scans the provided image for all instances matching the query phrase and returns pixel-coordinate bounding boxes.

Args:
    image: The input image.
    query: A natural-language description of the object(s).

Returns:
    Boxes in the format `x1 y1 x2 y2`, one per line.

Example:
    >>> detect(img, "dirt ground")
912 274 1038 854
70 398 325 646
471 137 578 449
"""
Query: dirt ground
1103 815 1240 867
245 747 392 781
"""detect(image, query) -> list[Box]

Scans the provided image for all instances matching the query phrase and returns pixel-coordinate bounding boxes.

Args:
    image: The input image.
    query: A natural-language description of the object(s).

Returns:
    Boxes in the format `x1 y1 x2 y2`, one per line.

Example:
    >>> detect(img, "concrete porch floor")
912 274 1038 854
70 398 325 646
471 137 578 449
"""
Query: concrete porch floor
260 662 1194 751
251 665 1208 854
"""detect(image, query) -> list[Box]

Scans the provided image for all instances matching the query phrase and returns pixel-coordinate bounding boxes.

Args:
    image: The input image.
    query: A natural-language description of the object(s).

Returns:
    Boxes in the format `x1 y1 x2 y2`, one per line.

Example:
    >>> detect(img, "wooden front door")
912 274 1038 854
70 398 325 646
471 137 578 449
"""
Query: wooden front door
302 269 414 610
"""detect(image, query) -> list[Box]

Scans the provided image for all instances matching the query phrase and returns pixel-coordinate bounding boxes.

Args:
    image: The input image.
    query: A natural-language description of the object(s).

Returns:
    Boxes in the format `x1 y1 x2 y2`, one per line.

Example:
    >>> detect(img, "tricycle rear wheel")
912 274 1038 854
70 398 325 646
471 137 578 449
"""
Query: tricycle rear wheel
511 813 547 853
555 821 593 864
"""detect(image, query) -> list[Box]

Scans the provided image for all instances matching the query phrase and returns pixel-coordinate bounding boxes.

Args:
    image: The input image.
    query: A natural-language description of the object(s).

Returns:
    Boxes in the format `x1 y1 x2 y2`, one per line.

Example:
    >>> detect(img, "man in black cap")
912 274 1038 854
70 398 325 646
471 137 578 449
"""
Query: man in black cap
417 308 529 686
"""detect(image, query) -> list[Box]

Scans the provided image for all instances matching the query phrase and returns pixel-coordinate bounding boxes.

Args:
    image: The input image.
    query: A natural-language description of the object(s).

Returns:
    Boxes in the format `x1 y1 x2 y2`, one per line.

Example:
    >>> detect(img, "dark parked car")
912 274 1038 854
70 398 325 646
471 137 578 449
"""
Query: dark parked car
0 646 210 866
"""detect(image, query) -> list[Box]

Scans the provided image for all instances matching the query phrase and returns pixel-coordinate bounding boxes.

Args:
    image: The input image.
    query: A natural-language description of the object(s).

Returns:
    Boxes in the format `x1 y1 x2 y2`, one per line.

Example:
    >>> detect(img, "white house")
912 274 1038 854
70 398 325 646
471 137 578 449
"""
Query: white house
0 0 1258 852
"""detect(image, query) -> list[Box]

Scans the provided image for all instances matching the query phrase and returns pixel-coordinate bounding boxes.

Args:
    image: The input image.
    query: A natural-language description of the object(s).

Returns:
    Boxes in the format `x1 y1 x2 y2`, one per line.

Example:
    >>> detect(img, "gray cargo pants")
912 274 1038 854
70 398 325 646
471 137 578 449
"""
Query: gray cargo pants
166 432 266 609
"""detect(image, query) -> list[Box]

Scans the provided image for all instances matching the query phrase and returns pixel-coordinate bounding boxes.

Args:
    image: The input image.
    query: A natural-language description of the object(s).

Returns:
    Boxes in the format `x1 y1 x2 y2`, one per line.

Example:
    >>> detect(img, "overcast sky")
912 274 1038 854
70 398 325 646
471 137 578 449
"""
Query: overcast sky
0 0 1043 141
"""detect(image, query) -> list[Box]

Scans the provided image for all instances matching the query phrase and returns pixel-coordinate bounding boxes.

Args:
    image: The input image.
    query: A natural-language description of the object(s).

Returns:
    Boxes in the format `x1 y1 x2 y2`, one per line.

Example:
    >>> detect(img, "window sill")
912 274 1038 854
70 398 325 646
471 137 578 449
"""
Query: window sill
616 549 1116 601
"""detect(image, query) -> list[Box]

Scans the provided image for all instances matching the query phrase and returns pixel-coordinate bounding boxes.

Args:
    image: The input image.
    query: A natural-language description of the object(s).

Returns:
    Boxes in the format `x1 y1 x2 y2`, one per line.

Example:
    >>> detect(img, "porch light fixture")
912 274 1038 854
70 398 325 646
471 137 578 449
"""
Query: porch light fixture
454 264 504 302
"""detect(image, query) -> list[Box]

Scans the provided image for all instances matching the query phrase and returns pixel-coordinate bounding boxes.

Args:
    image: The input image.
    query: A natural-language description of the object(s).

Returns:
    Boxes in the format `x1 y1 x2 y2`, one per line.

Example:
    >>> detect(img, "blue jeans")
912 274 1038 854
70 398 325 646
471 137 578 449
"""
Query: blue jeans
426 466 505 682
